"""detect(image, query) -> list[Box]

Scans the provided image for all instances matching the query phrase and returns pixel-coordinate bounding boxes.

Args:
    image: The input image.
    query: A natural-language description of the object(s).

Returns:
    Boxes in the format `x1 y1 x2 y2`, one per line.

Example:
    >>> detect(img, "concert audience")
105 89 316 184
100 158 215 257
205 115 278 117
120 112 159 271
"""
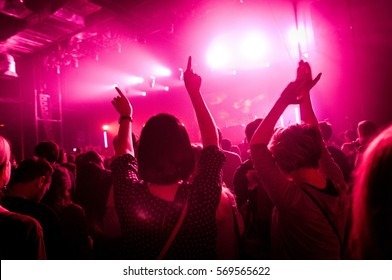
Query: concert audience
0 136 47 259
1 57 391 261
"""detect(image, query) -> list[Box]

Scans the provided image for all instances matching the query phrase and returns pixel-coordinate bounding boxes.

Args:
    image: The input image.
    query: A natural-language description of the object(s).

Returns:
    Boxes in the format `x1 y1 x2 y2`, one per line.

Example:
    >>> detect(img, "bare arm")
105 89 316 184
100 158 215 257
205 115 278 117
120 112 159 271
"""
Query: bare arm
296 61 345 184
296 60 322 127
111 87 134 157
184 56 219 147
250 81 306 146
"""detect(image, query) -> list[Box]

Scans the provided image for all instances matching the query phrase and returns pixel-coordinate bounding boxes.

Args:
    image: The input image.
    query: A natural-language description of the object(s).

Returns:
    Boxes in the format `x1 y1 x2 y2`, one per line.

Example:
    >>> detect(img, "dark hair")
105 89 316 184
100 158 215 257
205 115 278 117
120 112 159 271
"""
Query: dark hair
268 124 323 174
344 129 357 142
41 166 72 210
80 151 103 166
9 157 53 185
221 138 232 151
137 113 194 184
245 118 263 143
357 120 379 142
34 141 59 163
319 121 332 142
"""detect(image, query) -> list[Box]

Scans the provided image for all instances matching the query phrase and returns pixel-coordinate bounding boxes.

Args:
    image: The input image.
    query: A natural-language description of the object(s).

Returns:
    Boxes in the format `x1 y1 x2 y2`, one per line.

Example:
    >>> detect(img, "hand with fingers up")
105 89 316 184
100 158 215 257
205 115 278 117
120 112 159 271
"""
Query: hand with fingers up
112 87 133 118
112 87 134 156
184 56 202 94
183 56 219 148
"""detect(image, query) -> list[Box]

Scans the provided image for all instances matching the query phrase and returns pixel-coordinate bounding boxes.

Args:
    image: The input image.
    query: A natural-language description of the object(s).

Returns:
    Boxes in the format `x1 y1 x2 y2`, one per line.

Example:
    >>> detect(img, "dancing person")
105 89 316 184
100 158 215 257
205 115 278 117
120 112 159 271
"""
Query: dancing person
250 61 350 259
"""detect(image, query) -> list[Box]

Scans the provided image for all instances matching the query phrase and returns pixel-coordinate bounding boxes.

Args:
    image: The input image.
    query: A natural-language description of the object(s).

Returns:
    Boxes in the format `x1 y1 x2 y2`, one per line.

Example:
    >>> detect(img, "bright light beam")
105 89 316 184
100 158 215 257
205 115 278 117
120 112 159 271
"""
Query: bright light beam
153 66 171 77
240 32 266 60
206 41 230 69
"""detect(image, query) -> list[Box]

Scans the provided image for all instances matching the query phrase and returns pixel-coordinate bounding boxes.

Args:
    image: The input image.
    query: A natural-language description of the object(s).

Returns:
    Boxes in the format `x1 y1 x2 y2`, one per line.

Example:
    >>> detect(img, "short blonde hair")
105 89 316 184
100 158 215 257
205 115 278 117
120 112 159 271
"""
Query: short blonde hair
0 136 11 169
268 124 323 173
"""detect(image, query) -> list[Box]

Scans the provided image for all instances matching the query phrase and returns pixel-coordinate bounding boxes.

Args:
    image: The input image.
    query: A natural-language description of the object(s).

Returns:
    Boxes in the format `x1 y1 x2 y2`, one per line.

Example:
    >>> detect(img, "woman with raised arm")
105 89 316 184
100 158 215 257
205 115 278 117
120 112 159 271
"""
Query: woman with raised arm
250 61 350 259
110 57 225 259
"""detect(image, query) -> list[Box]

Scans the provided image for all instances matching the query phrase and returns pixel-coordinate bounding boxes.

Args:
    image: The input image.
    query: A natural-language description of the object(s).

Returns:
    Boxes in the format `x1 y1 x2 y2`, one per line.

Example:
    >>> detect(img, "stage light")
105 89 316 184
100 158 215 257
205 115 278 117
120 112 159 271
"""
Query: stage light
178 68 184 80
149 75 155 88
141 91 147 96
153 66 171 77
128 76 144 85
288 26 307 49
102 125 109 148
0 53 18 78
240 32 266 60
164 86 169 91
206 41 229 69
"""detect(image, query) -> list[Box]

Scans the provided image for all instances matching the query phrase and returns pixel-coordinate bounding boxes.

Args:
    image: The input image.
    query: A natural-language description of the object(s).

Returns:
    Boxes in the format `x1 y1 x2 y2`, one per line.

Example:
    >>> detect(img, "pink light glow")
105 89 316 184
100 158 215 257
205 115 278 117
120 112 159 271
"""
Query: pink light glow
152 66 171 77
240 32 267 60
128 76 144 85
206 39 230 69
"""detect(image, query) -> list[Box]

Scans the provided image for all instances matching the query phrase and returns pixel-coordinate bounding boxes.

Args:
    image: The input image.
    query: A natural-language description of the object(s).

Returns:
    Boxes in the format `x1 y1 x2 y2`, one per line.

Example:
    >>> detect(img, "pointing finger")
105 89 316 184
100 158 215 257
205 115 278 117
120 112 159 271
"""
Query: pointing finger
115 86 125 98
186 56 192 72
312 73 322 85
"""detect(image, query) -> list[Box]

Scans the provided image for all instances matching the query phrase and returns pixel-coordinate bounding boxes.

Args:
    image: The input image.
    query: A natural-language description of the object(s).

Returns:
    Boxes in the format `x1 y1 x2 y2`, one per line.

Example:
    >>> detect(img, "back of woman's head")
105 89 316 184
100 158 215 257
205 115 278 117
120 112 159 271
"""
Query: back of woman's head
137 113 194 184
41 166 72 210
351 124 392 259
268 124 323 174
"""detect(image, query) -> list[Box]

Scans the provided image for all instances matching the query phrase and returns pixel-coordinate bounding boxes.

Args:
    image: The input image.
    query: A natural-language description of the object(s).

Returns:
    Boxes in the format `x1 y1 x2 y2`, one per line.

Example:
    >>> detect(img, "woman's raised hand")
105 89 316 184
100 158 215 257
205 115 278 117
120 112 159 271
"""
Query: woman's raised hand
112 87 133 117
184 56 202 94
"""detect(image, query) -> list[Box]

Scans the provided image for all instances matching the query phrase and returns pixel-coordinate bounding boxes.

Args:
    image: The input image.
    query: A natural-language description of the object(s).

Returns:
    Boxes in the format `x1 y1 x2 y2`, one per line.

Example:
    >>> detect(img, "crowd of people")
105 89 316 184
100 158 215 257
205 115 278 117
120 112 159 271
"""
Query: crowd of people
1 57 391 260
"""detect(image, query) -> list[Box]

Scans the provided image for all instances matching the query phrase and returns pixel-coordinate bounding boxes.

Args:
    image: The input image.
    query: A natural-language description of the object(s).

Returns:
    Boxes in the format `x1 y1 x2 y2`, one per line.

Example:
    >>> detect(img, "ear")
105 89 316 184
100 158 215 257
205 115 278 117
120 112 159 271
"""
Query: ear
36 176 47 190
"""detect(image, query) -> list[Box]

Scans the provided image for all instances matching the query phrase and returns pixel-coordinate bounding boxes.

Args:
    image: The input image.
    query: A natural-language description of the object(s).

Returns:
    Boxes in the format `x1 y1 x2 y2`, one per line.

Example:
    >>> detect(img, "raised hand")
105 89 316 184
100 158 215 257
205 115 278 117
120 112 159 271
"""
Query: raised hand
296 60 322 91
280 80 308 105
184 56 202 93
112 87 133 117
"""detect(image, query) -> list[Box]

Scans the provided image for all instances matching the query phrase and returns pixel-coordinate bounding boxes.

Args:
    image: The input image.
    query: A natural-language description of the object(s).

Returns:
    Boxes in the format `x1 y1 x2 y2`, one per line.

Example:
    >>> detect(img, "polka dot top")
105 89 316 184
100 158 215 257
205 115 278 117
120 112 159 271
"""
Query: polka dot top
111 145 225 259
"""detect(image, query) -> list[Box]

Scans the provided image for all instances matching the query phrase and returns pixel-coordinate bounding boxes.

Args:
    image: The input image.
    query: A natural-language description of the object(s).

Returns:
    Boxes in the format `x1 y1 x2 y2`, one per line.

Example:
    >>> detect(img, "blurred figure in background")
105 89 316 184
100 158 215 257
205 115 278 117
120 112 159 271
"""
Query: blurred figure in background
319 121 353 185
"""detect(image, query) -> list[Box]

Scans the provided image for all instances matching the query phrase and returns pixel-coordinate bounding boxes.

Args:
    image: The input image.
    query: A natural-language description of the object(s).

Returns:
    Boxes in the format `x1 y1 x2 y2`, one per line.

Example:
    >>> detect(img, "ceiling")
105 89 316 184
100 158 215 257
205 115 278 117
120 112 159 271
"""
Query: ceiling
0 0 206 59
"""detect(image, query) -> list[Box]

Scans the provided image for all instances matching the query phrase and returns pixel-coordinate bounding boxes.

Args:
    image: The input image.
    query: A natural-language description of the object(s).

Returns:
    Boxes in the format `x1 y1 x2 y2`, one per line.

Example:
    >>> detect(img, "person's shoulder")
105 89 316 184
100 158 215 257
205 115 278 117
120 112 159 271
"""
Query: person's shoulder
223 150 241 162
63 203 85 216
0 211 43 233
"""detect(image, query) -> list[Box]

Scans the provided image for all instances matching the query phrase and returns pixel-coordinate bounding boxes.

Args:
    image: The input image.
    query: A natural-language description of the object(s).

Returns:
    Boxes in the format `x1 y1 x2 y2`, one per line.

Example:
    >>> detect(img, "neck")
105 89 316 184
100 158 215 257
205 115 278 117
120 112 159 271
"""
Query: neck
147 181 182 202
290 168 327 189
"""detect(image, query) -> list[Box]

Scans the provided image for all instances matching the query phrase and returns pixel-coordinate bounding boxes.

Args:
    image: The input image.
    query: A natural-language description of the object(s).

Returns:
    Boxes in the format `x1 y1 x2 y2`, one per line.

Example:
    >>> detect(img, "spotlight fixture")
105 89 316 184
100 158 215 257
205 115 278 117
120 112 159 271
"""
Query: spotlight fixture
0 53 18 78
